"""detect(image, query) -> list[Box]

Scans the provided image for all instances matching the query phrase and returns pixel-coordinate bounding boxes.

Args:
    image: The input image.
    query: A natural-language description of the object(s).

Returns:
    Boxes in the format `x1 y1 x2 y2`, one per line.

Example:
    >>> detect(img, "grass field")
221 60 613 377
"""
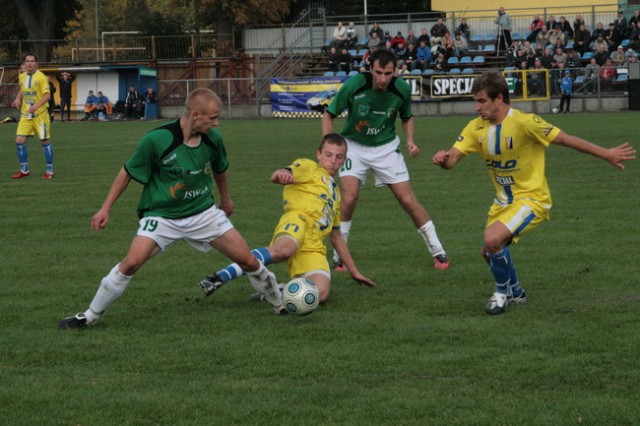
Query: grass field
0 113 638 425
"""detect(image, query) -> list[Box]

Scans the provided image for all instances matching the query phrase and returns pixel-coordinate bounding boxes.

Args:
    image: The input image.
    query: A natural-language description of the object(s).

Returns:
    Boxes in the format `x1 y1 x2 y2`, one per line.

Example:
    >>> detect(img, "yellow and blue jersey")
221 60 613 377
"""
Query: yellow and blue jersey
282 158 341 238
19 71 49 117
454 108 561 209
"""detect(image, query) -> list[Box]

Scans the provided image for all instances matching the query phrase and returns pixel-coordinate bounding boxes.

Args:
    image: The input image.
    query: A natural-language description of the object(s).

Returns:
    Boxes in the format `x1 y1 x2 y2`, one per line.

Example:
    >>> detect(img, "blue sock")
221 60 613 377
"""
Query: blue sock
42 143 54 173
509 265 524 297
488 247 512 295
16 143 29 172
217 247 271 284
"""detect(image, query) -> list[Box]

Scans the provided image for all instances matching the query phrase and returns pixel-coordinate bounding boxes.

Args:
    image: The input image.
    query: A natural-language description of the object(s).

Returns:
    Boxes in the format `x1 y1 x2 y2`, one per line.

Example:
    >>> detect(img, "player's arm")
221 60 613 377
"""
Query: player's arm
330 228 376 288
432 146 465 169
214 171 234 216
402 116 420 158
31 92 50 113
92 167 132 231
322 111 334 136
11 91 23 108
271 168 295 185
552 131 635 170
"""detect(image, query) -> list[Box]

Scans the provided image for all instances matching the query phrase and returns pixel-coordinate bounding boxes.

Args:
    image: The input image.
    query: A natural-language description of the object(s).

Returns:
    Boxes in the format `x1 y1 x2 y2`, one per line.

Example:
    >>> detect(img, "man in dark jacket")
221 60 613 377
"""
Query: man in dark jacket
56 71 75 122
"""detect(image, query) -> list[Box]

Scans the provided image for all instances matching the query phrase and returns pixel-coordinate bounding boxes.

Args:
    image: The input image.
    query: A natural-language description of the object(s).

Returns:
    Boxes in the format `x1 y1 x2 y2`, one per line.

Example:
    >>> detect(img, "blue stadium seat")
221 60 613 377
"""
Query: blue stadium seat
410 69 422 75
511 32 522 41
484 34 496 42
449 68 461 74
358 49 368 56
473 55 485 64
348 70 359 76
621 39 630 48
447 57 459 65
565 41 574 50
336 71 347 76
348 49 358 56
324 71 335 76
581 52 593 61
422 69 434 76
470 34 483 42
483 45 495 53
462 67 474 74
460 56 472 64
574 75 586 84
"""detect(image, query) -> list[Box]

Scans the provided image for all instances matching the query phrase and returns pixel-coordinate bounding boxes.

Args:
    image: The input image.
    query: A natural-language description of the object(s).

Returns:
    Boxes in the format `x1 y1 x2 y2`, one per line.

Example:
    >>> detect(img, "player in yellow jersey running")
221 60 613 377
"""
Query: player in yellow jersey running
11 53 54 179
432 72 635 315
199 133 376 305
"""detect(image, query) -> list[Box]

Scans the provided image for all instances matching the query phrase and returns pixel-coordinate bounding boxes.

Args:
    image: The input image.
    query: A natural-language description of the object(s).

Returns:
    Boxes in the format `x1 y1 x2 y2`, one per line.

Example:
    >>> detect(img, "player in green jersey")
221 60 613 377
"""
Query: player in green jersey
58 88 284 329
432 72 635 315
322 48 450 272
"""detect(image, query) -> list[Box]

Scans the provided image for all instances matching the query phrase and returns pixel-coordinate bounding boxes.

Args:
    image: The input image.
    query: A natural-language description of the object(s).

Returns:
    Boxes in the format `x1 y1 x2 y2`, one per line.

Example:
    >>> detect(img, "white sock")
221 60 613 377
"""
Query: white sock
333 220 352 263
85 264 132 324
417 221 445 257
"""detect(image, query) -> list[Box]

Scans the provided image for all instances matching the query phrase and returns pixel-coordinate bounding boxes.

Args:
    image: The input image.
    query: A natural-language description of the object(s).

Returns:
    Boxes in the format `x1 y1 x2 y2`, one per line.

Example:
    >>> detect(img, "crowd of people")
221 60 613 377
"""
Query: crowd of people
325 9 640 85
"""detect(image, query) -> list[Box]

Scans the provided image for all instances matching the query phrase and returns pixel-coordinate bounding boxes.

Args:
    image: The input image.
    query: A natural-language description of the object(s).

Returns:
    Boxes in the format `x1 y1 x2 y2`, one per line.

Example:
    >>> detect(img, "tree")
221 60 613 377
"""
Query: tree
12 0 81 62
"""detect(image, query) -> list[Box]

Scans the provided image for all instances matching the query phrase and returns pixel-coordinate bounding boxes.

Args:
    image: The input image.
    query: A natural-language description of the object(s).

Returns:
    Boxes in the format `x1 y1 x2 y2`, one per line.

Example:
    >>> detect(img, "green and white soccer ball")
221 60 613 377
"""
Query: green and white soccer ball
282 277 319 316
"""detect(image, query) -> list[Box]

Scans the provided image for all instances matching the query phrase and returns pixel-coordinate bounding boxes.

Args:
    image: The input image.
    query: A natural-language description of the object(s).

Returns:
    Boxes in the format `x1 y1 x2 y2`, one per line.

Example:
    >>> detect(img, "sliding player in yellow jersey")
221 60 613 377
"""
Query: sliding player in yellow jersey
433 72 635 315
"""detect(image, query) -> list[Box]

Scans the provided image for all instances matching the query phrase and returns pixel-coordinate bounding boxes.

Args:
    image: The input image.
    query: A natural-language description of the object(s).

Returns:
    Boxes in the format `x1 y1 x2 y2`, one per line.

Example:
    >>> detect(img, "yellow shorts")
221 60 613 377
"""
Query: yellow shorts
16 113 51 141
271 211 329 279
487 199 550 243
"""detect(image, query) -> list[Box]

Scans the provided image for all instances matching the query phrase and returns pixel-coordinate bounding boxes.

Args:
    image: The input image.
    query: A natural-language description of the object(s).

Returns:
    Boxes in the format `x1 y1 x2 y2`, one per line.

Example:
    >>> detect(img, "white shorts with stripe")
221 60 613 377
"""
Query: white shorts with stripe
136 204 234 252
339 136 409 187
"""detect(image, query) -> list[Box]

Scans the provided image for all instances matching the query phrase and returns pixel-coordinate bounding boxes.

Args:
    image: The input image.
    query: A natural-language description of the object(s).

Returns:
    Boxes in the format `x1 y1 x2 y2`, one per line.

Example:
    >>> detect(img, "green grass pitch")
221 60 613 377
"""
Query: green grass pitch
0 113 638 425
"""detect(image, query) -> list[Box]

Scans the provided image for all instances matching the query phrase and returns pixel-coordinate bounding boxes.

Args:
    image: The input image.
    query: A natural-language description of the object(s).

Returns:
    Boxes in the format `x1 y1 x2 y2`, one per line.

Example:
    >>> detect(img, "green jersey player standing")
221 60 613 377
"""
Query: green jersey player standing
58 88 284 329
322 48 450 271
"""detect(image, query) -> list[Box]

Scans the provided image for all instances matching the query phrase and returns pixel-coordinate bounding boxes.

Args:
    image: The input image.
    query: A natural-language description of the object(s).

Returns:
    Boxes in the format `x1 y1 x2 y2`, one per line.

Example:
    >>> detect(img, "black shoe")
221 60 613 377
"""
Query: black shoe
199 273 224 296
58 312 88 329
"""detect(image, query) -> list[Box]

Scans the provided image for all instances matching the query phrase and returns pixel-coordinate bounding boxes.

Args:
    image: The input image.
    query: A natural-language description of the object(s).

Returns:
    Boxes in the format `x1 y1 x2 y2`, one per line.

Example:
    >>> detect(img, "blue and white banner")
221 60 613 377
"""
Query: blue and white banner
270 76 347 118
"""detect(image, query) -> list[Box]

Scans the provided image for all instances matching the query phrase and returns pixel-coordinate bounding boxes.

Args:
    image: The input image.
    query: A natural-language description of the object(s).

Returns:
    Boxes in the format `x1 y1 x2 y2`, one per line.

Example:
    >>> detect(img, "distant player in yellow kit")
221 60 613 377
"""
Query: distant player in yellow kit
11 53 55 179
432 72 635 315
199 133 376 304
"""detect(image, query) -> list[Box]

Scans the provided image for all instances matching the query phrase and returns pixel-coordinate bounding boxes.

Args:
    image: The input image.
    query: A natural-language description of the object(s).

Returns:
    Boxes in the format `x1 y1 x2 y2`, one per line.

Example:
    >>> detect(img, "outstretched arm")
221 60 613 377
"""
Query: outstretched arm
330 228 376 287
92 167 132 231
322 111 334 136
271 168 295 185
432 146 465 169
552 131 635 169
214 171 234 216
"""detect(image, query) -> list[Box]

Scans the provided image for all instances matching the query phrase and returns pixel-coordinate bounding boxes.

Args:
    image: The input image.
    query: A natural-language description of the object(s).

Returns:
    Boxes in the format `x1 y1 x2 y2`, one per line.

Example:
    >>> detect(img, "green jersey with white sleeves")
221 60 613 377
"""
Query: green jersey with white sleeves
125 119 229 219
326 73 413 147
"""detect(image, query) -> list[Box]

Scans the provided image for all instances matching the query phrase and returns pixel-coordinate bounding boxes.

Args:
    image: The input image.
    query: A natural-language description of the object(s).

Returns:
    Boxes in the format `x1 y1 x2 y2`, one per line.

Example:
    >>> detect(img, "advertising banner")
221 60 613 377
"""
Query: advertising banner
270 76 347 118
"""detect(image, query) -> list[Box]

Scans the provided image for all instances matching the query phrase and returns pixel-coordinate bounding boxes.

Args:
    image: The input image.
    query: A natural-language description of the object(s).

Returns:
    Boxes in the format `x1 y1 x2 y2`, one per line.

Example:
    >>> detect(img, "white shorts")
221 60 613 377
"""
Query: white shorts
339 136 410 187
136 205 234 252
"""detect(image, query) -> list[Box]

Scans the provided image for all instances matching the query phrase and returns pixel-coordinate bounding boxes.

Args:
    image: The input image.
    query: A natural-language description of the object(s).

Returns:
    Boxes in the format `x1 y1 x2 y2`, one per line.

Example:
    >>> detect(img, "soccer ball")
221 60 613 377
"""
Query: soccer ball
282 277 319 316
552 107 559 114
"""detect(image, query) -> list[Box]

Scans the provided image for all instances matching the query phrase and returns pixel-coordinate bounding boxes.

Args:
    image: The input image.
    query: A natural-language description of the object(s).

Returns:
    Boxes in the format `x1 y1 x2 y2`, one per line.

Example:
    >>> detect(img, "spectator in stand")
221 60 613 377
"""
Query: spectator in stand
546 15 558 32
337 47 353 73
406 29 418 47
96 91 112 119
495 7 512 52
615 10 628 39
124 86 141 120
624 51 638 66
629 10 640 31
416 40 432 70
629 22 640 50
391 31 407 49
358 47 374 72
430 18 448 47
573 14 586 35
417 28 431 47
611 45 626 65
558 16 574 40
599 57 617 90
548 59 560 94
553 46 568 65
593 42 610 65
345 22 358 49
402 42 418 70
505 40 521 67
592 22 606 40
540 47 554 69
454 32 469 57
548 26 566 48
56 71 75 122
331 22 347 49
527 58 546 96
565 49 580 72
369 23 384 41
514 50 528 70
605 22 622 52
327 46 340 72
433 54 446 73
456 18 470 41
396 62 410 75
558 70 573 113
82 90 98 121
368 31 382 49
592 33 609 54
584 57 600 93
527 15 544 43
536 25 551 50
383 31 393 46
521 40 536 58
141 87 157 118
384 40 394 54
393 42 407 65
441 31 456 60
574 23 592 55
